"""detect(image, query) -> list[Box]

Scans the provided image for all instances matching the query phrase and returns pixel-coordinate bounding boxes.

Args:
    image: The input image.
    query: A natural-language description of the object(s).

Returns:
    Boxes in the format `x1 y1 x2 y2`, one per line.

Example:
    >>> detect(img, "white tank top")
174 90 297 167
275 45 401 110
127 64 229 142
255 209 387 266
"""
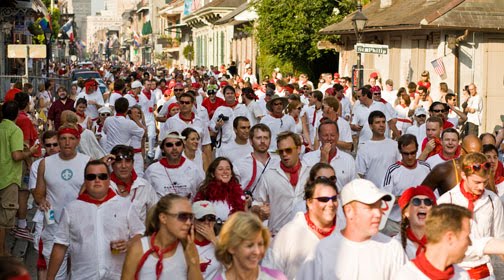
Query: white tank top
44 153 90 223
137 236 187 279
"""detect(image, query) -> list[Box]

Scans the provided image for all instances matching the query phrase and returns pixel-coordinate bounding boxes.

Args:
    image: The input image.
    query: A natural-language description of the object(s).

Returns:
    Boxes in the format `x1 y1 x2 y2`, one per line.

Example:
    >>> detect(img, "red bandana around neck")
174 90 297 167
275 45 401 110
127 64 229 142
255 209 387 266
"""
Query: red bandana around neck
421 137 443 159
406 228 427 256
134 232 179 280
459 180 481 211
159 157 186 169
223 100 239 108
179 112 195 123
76 111 86 119
438 146 461 161
113 90 124 96
412 251 455 280
312 108 320 126
142 89 152 100
110 169 138 194
280 160 302 186
328 149 337 163
304 212 336 238
116 113 126 118
379 98 387 104
77 188 116 206
194 238 211 247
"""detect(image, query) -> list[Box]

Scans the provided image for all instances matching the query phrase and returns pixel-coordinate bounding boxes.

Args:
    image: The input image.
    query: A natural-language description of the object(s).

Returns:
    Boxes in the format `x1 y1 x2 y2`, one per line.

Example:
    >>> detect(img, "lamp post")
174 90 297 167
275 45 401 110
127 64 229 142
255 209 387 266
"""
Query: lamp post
351 0 368 89
44 30 52 75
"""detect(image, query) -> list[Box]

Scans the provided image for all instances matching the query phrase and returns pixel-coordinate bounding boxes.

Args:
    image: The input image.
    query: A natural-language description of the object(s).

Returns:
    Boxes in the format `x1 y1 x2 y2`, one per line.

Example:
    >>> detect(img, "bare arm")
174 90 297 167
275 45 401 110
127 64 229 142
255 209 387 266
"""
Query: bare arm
121 238 143 280
301 113 311 148
47 244 68 280
34 159 50 210
203 144 213 164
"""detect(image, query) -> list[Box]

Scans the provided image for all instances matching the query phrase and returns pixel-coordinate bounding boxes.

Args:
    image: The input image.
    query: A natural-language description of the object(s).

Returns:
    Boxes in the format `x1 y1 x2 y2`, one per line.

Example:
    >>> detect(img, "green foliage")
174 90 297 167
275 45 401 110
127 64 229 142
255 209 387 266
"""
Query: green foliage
183 44 194 61
49 7 61 38
256 52 293 80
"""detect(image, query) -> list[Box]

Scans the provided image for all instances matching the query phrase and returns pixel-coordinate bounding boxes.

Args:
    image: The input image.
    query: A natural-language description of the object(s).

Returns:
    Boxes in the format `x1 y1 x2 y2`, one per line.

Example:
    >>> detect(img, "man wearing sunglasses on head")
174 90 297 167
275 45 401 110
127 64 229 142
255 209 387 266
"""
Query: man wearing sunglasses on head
437 153 504 279
264 177 343 279
47 160 145 280
109 145 158 222
192 200 220 280
145 132 204 199
34 124 91 279
253 132 312 235
298 179 407 280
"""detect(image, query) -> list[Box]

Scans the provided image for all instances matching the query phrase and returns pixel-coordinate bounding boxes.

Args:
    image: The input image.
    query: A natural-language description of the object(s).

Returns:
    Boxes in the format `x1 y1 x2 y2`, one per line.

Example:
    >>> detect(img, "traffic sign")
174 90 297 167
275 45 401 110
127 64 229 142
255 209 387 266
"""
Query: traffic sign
8 44 47 58
355 43 388 55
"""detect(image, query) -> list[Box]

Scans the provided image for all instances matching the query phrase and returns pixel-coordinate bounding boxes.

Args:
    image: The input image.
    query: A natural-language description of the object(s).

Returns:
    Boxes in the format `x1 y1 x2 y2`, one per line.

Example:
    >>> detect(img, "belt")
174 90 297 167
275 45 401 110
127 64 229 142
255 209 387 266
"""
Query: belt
467 263 490 279
397 118 413 124
133 148 142 153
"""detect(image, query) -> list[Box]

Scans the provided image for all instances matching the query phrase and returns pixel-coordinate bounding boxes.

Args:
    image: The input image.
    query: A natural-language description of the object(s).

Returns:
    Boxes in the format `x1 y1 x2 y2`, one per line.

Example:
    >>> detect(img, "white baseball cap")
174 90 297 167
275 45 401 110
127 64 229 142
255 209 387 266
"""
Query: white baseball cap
131 80 143 89
414 107 427 116
341 179 392 206
192 200 217 219
98 106 112 114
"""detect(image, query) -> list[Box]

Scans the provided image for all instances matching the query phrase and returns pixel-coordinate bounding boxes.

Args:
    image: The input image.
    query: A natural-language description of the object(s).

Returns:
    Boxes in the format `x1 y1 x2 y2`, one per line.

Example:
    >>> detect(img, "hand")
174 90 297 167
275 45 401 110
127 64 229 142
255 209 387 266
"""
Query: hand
215 119 224 129
183 225 200 267
110 239 128 254
320 143 332 162
39 199 51 212
351 124 362 131
252 203 270 221
30 142 40 155
194 223 216 244
102 154 116 167
425 139 436 153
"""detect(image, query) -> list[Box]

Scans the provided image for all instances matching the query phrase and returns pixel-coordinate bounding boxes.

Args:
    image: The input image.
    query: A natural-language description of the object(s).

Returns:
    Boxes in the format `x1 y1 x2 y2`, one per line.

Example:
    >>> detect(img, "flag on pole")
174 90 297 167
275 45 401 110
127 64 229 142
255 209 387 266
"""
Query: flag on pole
60 19 74 41
39 14 52 32
431 57 446 76
133 32 141 47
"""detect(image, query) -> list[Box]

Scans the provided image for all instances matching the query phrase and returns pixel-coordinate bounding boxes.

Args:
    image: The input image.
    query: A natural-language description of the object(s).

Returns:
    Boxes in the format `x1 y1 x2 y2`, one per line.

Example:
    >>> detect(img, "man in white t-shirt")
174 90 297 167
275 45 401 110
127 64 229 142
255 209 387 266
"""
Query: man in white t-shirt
75 79 104 120
333 84 351 121
382 134 431 236
124 80 143 108
305 91 324 145
241 87 264 126
445 93 467 127
393 204 471 280
319 96 353 151
108 79 125 113
140 79 158 158
357 111 401 187
464 83 483 136
216 116 252 163
259 95 296 152
318 73 334 94
297 179 407 280
426 128 460 169
103 98 145 153
405 107 428 143
242 67 257 85
370 86 399 138
304 120 358 192
381 79 398 105
47 160 144 280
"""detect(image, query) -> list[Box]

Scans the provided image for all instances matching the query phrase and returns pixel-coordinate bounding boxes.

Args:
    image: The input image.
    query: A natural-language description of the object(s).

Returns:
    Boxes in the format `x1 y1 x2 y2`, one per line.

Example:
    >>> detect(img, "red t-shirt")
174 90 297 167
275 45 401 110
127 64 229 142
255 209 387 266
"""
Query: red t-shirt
4 88 22 102
16 111 41 157
202 97 225 119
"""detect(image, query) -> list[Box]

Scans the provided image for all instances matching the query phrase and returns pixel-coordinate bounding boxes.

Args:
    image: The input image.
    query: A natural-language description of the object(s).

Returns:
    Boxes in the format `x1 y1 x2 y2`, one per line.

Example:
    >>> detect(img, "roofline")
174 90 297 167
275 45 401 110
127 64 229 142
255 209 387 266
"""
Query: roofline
320 24 504 36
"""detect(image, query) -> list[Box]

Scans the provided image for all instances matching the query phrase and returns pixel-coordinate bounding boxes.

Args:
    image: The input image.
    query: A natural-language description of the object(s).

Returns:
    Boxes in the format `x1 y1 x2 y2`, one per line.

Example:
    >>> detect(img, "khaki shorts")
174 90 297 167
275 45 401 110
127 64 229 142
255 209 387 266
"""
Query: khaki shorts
0 184 20 228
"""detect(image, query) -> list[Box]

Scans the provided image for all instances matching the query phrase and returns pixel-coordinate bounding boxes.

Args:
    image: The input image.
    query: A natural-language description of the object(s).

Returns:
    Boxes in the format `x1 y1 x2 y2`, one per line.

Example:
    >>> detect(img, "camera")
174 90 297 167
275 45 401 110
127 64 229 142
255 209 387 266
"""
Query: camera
217 114 229 122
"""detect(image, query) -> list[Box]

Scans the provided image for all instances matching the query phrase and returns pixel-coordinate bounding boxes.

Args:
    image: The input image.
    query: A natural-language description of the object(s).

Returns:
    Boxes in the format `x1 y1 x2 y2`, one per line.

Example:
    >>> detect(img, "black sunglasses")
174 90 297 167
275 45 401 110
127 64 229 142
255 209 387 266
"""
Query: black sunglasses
313 195 338 203
179 101 192 105
417 114 427 118
431 109 447 113
100 113 111 117
411 198 433 207
165 141 183 148
85 173 109 181
45 143 58 148
401 150 417 156
174 88 184 92
316 176 337 183
197 215 216 222
166 212 194 222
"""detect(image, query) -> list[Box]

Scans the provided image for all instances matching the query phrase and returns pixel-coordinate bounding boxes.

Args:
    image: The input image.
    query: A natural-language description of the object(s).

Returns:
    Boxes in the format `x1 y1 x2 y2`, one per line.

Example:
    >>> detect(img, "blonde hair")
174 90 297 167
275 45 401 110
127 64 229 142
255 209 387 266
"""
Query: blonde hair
145 194 187 236
461 152 491 178
425 204 471 243
215 212 270 266
286 100 302 114
60 110 78 125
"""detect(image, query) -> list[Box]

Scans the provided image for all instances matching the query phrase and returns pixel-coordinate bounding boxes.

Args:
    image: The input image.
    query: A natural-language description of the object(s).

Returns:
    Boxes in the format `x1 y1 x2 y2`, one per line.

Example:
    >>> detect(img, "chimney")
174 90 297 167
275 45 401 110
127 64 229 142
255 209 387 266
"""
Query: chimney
380 0 392 9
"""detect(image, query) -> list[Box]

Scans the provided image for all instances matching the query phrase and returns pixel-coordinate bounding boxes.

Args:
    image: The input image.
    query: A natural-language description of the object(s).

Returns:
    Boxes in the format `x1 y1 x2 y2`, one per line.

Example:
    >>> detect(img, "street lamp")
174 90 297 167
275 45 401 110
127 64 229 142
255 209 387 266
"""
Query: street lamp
44 30 52 75
352 0 367 89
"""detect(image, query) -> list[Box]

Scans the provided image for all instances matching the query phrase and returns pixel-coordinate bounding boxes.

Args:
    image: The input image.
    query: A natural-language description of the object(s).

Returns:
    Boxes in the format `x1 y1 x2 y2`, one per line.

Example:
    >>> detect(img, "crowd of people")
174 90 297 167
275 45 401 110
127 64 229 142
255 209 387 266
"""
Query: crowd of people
2 63 504 280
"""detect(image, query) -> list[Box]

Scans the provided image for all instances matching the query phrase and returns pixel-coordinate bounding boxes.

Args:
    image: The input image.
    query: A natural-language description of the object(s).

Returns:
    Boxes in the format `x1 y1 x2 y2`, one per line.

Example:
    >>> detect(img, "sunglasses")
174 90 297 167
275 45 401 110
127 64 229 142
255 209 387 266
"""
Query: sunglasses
295 107 302 110
276 146 297 155
114 154 133 162
197 215 216 222
45 143 58 148
165 141 183 148
174 88 184 92
207 91 216 95
313 195 338 203
100 113 111 117
179 100 192 105
401 150 417 156
316 176 337 183
465 162 491 172
431 109 447 113
417 114 426 118
84 173 109 181
373 92 381 95
411 198 433 207
166 212 194 222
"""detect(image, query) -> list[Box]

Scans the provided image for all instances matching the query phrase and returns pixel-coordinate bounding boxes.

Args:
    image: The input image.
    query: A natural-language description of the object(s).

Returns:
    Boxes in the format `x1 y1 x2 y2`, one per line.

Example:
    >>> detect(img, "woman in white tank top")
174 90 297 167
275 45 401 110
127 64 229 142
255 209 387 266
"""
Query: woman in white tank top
121 194 203 280
181 127 209 174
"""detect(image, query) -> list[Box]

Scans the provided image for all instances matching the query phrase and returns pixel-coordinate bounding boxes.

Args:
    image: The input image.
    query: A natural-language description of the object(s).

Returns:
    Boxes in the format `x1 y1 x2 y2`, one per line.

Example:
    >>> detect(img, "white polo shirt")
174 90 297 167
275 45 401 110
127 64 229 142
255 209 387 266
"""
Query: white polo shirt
356 138 401 188
297 231 407 280
103 115 145 153
54 195 145 280
260 114 297 152
110 177 159 222
305 106 323 144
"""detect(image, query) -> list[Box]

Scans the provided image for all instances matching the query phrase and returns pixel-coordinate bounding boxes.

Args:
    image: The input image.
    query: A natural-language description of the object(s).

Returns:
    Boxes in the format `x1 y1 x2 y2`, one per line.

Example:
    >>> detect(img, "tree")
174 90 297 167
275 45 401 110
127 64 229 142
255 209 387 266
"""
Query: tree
254 0 366 74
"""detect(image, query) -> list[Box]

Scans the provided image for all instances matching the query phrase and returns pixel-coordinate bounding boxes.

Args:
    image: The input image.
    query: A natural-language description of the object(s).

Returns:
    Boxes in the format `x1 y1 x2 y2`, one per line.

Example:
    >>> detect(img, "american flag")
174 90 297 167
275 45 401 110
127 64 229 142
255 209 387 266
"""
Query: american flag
431 57 446 76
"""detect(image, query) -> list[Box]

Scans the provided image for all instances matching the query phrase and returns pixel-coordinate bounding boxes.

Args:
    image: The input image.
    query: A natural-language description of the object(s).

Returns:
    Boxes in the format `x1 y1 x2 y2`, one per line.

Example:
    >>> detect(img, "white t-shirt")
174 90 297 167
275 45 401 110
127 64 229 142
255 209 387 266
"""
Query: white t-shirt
260 114 297 152
54 195 145 280
340 96 352 120
425 153 449 170
215 141 253 164
109 177 159 222
357 138 401 188
382 161 431 222
76 90 104 119
29 157 43 190
161 113 211 147
466 94 483 126
393 261 470 280
103 115 145 153
351 101 392 144
210 104 249 145
144 158 204 199
108 92 123 109
246 100 264 126
382 89 398 105
297 231 407 280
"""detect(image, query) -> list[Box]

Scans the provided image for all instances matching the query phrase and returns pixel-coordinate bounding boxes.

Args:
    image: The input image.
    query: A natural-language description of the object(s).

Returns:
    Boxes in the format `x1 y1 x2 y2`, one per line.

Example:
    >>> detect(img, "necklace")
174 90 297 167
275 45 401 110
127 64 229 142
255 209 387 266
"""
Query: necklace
304 212 336 237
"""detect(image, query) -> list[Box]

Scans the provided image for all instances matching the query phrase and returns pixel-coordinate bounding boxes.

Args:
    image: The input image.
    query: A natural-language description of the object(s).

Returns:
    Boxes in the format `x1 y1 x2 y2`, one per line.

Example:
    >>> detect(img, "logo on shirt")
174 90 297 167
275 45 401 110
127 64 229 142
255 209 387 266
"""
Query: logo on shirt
200 259 212 272
61 169 73 181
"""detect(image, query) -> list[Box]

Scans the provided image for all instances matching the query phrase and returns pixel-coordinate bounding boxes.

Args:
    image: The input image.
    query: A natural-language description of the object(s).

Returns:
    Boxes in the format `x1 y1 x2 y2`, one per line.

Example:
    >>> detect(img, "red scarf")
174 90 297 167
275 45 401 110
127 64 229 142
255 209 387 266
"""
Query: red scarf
193 179 245 214
134 232 179 280
459 180 481 211
304 212 336 238
421 137 443 159
159 157 186 169
412 251 454 280
110 169 138 194
406 228 427 256
113 90 123 96
194 238 211 247
379 98 387 104
328 149 337 163
280 161 302 186
97 121 104 132
142 89 152 100
179 112 195 123
223 100 238 108
312 107 320 126
438 146 461 161
495 168 504 185
77 188 116 205
76 111 86 119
